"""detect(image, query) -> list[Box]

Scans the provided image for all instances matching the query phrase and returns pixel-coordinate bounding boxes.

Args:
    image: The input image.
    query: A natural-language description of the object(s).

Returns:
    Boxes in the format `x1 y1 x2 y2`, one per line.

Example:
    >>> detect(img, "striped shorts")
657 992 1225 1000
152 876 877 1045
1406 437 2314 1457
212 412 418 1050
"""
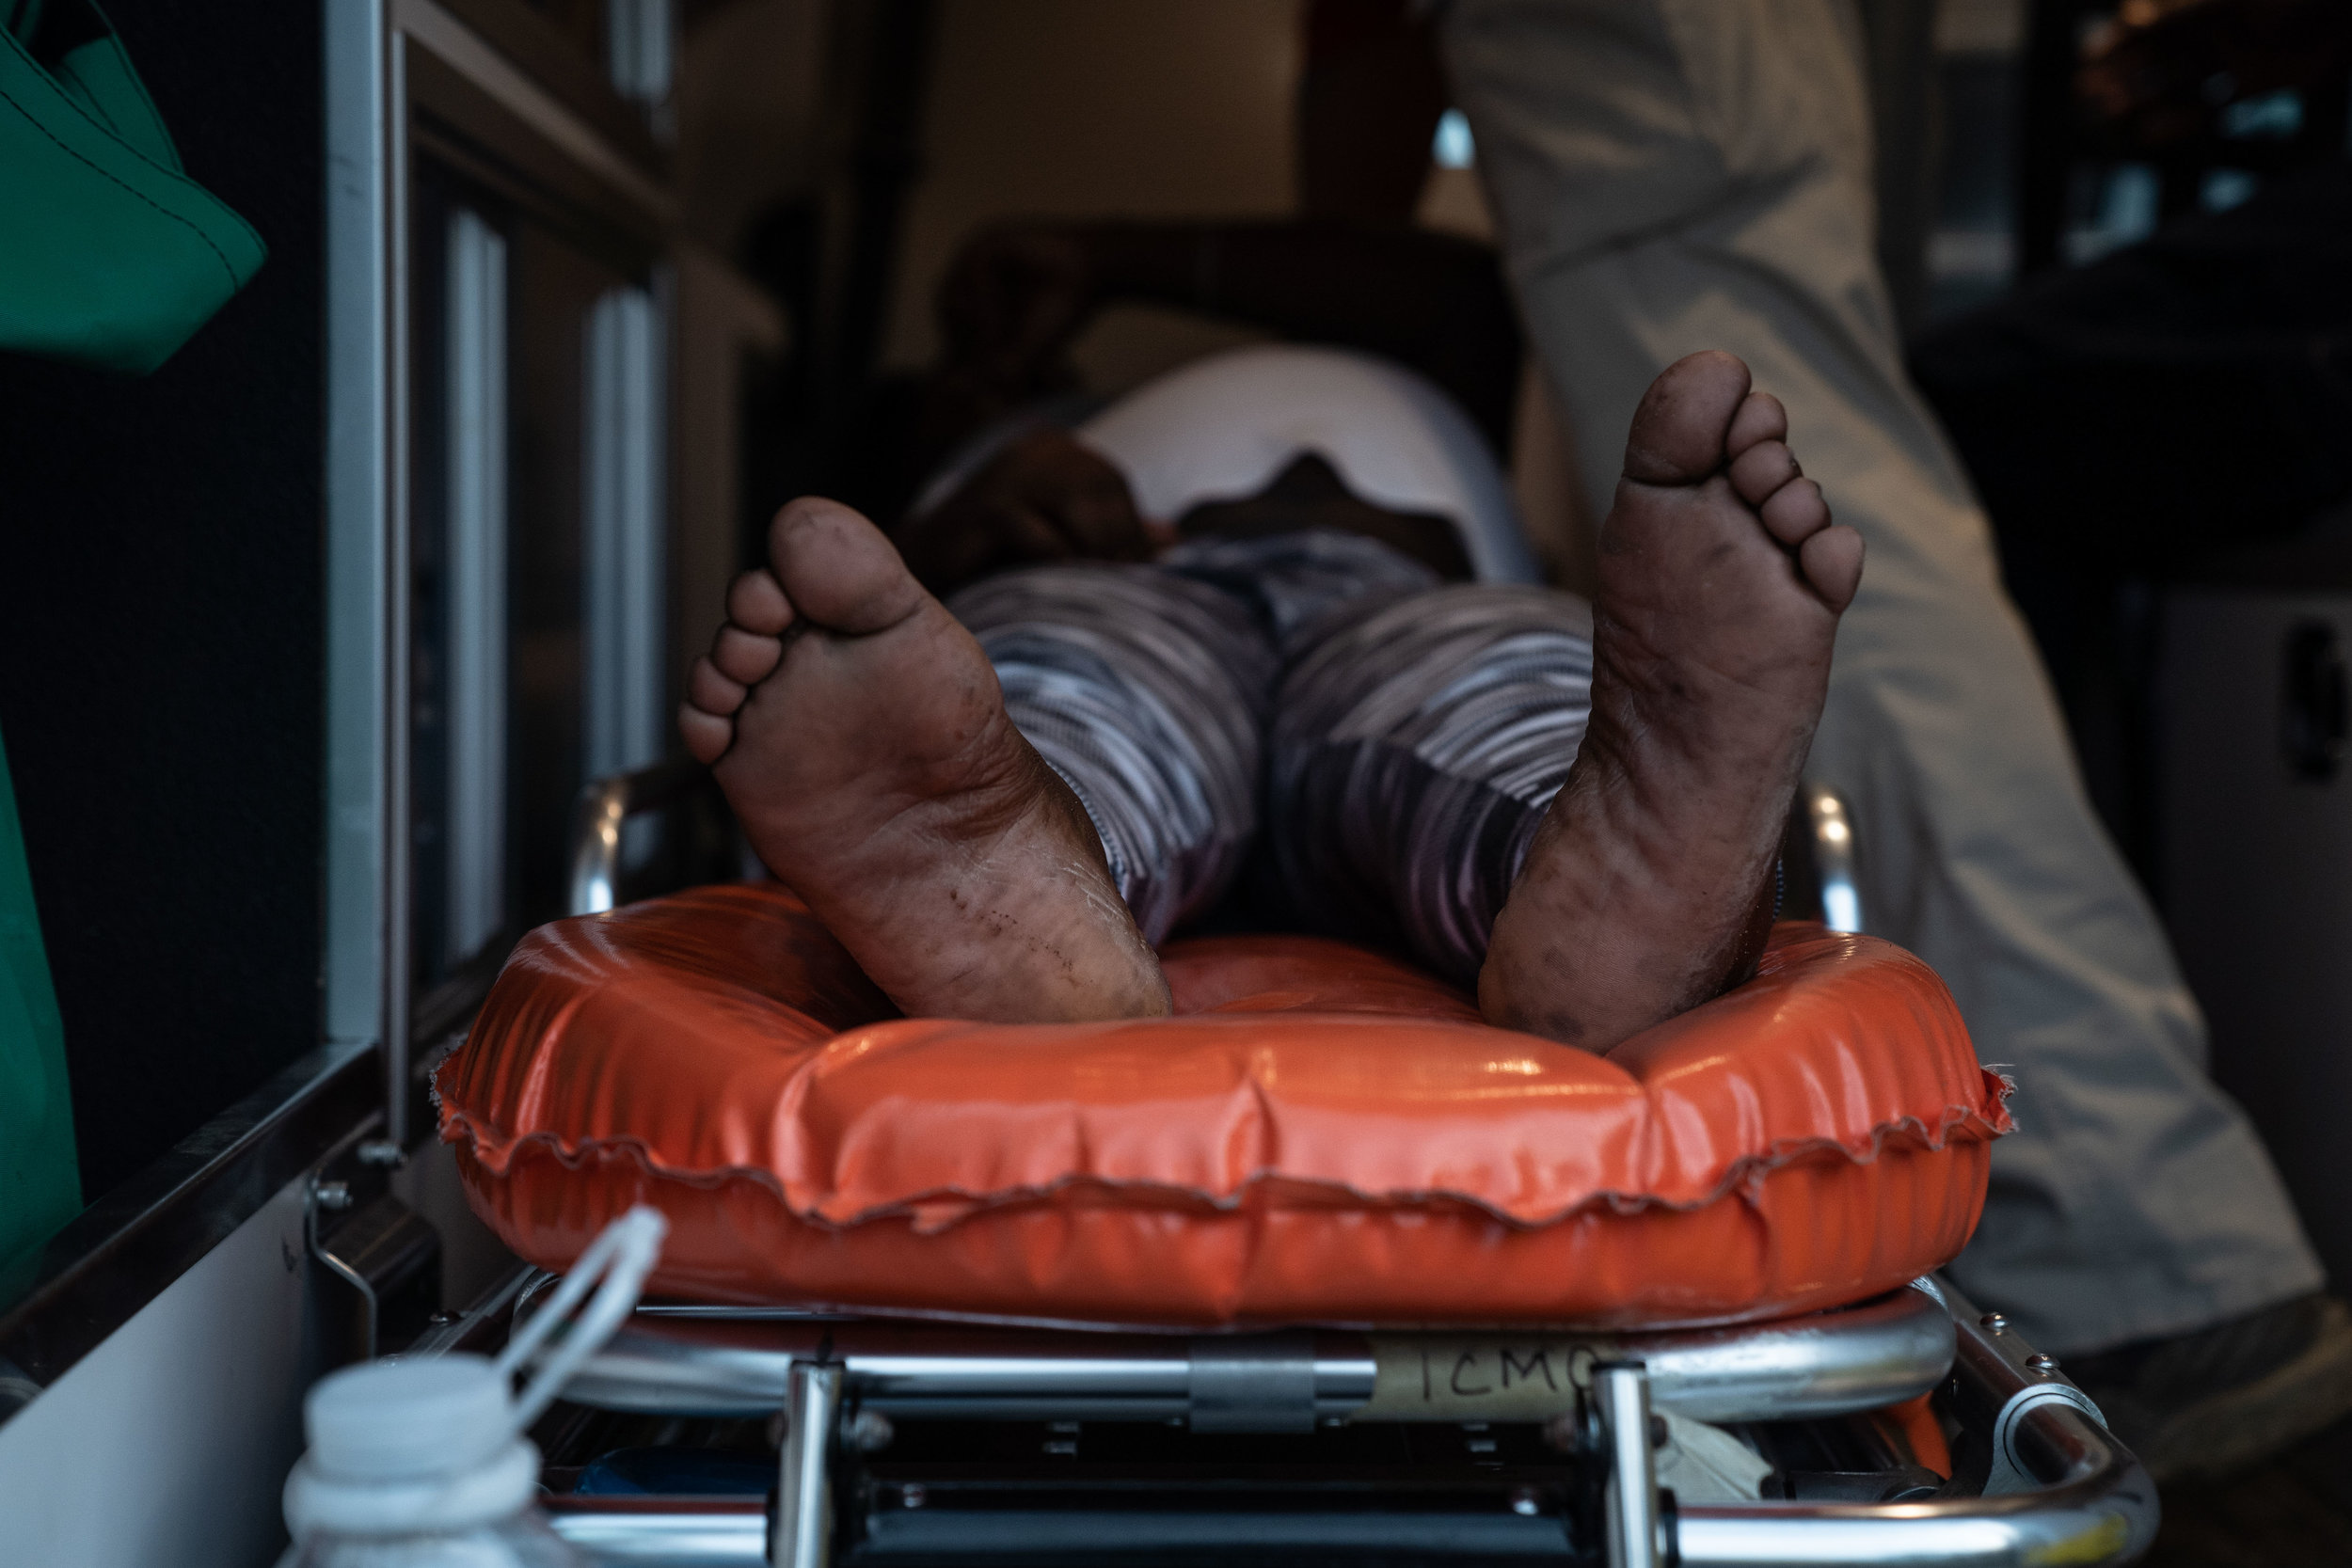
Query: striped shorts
947 531 1595 989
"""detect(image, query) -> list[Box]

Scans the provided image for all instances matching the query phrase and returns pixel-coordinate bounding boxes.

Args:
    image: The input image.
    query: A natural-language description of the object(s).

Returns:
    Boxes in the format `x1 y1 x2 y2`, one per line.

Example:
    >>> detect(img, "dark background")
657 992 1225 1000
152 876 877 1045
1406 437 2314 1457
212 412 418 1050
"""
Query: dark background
0 3 326 1199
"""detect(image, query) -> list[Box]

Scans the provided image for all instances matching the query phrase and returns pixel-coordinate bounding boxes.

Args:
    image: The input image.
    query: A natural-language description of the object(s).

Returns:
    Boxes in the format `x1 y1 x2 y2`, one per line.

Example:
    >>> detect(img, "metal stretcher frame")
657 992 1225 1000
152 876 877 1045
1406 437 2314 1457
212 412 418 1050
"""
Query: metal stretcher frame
522 1275 2153 1567
520 773 2153 1565
549 1281 1953 1425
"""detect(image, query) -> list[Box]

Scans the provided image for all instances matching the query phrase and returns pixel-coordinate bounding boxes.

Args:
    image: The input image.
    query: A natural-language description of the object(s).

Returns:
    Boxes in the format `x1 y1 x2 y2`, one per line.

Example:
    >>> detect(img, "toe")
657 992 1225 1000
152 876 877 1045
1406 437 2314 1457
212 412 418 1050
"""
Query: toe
1799 524 1865 612
711 624 784 686
1725 391 1788 456
726 569 794 636
768 497 930 635
1728 440 1802 508
688 654 747 716
678 701 735 766
1622 351 1753 486
1758 476 1832 546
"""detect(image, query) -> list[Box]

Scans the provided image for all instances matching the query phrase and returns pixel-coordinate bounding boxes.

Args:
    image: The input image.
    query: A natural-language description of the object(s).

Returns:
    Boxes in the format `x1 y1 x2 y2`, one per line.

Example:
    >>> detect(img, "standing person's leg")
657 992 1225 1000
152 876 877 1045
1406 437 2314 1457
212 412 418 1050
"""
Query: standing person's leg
1440 0 2321 1355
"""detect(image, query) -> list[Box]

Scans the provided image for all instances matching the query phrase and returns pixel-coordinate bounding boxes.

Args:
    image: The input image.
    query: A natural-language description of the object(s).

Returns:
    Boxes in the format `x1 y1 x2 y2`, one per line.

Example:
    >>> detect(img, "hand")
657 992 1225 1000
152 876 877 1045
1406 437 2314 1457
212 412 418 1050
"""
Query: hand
892 428 1156 597
936 224 1100 402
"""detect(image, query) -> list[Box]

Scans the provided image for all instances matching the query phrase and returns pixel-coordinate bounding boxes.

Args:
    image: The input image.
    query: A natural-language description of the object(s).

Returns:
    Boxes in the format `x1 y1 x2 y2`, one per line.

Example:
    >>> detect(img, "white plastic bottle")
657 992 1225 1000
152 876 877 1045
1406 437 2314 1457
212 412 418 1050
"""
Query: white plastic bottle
278 1208 667 1568
278 1354 582 1568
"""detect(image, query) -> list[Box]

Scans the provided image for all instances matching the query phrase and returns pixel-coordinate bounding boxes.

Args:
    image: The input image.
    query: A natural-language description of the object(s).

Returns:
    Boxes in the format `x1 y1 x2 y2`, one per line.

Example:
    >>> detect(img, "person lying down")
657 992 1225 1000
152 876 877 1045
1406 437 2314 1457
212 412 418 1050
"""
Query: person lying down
677 348 1862 1053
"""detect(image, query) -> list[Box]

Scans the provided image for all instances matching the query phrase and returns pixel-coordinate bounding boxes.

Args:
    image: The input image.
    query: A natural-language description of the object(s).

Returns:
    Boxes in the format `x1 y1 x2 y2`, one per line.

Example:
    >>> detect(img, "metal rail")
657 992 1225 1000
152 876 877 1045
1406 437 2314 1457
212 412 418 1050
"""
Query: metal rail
536 1281 1954 1428
568 758 717 916
541 1279 2154 1568
1669 1281 2154 1565
1801 780 1862 933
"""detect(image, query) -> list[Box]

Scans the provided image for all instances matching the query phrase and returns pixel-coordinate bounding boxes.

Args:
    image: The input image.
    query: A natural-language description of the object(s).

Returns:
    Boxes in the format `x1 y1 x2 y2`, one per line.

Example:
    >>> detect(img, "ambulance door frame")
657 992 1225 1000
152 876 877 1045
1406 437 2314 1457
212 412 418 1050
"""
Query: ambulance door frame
324 0 673 1157
0 0 673 1435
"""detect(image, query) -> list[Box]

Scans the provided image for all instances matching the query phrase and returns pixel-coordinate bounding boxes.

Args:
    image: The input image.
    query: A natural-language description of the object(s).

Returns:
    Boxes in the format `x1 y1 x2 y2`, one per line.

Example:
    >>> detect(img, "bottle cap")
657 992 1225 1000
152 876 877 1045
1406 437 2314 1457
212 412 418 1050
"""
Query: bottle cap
304 1354 515 1481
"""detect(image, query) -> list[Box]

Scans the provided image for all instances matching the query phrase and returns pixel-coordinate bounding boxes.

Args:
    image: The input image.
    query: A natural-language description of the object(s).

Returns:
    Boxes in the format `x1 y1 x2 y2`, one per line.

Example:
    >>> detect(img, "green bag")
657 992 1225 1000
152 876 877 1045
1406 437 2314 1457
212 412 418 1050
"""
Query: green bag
0 724 78 1277
0 0 264 373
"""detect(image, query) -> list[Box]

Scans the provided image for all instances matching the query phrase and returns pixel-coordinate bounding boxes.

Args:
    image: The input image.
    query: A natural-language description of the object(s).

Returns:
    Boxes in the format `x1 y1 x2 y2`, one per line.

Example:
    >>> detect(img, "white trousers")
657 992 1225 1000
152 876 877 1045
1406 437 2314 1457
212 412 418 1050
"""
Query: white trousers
1441 0 2320 1353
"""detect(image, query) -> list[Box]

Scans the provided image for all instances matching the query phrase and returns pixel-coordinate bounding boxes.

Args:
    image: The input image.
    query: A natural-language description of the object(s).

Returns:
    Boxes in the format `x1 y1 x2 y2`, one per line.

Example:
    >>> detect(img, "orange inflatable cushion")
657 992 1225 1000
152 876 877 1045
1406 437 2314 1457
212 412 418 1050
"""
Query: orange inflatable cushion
438 882 2010 1329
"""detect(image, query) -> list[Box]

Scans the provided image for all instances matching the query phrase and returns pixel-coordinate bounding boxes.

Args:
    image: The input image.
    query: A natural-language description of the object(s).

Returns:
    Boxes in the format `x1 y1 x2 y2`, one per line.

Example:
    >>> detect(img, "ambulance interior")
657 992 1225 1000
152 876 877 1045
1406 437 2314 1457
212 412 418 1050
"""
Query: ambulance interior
1 2 2349 1564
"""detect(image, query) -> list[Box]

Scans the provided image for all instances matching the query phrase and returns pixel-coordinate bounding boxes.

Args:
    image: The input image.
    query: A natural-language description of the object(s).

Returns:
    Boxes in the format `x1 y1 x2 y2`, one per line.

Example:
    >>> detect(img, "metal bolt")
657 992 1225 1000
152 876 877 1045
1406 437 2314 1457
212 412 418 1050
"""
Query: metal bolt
357 1139 405 1168
850 1409 895 1453
314 1180 354 1212
427 1310 459 1327
1509 1486 1543 1517
2026 1354 2061 1375
1979 1312 2008 1333
900 1483 927 1510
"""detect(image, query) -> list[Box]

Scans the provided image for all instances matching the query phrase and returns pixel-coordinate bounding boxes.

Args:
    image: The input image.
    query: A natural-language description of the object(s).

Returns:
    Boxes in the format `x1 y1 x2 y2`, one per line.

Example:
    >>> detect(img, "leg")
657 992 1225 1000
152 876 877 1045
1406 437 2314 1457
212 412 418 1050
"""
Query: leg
1444 0 2320 1350
1272 354 1855 1049
946 560 1279 944
680 498 1168 1022
1269 583 1595 987
1482 353 1856 1047
951 531 1437 947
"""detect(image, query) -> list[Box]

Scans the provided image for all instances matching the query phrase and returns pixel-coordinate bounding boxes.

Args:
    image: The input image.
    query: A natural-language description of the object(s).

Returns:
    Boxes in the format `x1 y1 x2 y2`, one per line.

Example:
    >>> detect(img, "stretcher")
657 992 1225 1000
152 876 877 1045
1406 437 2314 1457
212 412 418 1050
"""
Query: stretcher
431 778 2156 1566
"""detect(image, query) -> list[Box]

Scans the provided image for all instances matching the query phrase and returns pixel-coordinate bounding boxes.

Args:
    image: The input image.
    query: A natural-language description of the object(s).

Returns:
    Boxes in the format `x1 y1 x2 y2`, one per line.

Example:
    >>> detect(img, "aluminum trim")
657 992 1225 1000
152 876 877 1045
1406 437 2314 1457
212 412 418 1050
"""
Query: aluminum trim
392 0 672 222
0 1040 380 1421
324 0 397 1106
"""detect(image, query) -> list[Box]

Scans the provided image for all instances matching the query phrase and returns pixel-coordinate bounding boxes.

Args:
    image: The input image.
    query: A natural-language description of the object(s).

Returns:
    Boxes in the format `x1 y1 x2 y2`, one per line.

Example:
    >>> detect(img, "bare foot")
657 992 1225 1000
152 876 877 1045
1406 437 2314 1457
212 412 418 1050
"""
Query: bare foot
680 498 1170 1022
1478 352 1864 1051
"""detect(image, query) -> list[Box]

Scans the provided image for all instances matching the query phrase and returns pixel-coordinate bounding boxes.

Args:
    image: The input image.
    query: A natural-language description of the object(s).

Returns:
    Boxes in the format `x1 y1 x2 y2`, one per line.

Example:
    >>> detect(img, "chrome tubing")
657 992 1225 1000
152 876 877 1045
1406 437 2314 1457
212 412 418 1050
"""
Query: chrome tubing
1802 780 1863 933
549 1283 1949 1427
568 758 713 916
775 1360 841 1568
1597 1362 1665 1568
548 1498 766 1566
1671 1283 2155 1567
542 1287 2153 1568
555 1324 1377 1427
1604 1283 1950 1421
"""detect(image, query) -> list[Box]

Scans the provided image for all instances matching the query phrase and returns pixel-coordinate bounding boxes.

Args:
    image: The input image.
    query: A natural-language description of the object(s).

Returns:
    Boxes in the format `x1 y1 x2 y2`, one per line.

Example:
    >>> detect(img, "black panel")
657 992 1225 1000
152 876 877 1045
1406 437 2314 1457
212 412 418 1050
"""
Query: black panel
0 2 326 1199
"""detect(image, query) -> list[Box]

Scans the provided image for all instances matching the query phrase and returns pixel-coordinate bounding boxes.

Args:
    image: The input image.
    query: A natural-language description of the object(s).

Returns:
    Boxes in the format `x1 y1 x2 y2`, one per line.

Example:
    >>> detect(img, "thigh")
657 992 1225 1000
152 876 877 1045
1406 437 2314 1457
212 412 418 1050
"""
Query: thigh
949 564 1278 943
1269 584 1595 986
